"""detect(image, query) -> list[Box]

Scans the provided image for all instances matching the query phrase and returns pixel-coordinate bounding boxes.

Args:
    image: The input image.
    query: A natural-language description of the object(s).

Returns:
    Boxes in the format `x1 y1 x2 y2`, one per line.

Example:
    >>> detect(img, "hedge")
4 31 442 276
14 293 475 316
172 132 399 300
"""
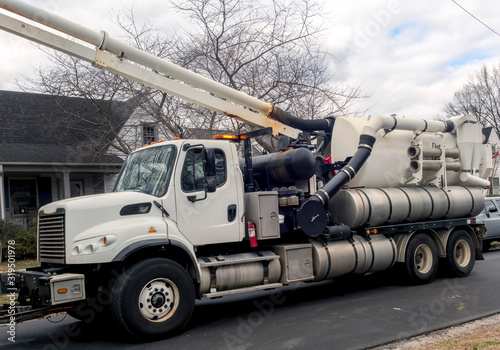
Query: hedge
0 220 37 260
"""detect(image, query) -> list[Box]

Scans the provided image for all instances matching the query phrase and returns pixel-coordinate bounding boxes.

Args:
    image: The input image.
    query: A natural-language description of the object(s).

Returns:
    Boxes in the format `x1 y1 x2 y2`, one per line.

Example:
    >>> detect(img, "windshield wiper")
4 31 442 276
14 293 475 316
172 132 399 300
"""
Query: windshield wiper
153 200 169 217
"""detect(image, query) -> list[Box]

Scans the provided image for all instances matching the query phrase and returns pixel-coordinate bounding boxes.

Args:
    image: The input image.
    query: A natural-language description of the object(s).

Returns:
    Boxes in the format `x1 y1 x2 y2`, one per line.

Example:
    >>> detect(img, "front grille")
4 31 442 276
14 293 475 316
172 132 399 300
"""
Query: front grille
38 214 66 264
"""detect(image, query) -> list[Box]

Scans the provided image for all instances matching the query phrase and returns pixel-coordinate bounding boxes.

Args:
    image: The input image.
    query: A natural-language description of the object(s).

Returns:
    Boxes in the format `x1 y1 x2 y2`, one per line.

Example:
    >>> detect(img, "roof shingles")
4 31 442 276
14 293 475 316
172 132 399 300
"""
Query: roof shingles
0 90 135 164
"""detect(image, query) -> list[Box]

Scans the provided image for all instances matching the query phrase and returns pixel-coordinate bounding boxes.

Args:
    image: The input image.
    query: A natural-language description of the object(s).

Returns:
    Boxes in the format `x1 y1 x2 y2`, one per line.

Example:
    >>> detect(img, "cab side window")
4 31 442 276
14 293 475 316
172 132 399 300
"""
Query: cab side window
485 201 497 213
492 201 500 213
181 149 226 192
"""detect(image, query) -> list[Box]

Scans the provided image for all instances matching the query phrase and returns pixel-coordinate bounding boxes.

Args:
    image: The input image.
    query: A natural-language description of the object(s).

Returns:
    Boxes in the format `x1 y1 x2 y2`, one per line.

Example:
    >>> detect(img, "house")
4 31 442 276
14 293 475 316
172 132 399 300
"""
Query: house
0 90 136 227
485 128 500 195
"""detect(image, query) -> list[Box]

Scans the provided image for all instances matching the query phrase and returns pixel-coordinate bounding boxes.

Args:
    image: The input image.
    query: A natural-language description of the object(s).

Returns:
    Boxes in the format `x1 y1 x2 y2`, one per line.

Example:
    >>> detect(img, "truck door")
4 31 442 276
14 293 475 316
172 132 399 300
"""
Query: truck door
485 199 500 240
174 142 244 245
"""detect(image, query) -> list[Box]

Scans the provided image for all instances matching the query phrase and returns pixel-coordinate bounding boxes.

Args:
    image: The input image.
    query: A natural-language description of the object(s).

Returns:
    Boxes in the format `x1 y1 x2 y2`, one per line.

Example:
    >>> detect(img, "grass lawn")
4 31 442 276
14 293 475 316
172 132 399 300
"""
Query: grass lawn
0 259 40 273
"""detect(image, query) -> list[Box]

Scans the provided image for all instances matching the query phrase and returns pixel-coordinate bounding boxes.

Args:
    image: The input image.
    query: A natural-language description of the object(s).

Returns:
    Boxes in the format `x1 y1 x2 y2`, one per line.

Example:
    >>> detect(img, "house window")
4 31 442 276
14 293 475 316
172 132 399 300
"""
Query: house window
142 124 158 144
70 180 83 197
492 177 500 195
9 179 37 214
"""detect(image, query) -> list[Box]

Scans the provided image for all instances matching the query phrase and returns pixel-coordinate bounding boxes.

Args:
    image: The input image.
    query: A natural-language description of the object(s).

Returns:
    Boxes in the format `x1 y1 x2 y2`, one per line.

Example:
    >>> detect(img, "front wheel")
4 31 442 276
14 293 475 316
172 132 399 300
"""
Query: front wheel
445 230 475 277
404 233 438 284
110 258 195 341
482 239 492 252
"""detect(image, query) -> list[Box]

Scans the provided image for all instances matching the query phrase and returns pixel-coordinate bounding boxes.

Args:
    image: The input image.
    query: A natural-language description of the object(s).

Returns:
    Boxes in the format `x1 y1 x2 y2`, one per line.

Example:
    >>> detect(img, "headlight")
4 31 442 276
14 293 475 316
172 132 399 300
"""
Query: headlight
72 235 117 255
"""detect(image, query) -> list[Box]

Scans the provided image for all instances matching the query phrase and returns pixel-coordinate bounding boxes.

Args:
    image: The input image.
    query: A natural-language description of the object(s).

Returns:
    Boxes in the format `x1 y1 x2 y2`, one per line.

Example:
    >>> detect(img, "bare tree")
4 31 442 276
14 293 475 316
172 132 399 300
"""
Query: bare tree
171 0 362 130
445 62 500 140
20 0 363 156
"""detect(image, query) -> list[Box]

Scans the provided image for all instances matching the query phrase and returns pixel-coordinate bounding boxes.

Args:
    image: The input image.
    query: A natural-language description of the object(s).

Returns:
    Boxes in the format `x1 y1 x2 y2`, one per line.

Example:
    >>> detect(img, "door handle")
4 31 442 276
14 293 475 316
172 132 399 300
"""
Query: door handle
228 204 237 222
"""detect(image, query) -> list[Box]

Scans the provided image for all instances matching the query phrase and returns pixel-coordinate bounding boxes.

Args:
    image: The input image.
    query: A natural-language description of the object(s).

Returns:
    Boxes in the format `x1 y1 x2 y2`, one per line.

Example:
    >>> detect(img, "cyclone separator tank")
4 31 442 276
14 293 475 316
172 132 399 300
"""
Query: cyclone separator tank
327 116 487 188
328 186 483 228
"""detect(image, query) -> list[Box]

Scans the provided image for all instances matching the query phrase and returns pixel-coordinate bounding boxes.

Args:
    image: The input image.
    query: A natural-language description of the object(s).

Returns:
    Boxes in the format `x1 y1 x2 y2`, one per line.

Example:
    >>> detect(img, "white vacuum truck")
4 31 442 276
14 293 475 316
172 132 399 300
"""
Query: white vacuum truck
0 0 492 341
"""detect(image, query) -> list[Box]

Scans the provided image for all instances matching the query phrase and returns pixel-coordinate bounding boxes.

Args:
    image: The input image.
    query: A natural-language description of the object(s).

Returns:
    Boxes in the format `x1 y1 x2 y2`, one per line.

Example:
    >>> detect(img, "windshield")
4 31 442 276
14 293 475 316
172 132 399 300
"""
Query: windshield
114 145 177 197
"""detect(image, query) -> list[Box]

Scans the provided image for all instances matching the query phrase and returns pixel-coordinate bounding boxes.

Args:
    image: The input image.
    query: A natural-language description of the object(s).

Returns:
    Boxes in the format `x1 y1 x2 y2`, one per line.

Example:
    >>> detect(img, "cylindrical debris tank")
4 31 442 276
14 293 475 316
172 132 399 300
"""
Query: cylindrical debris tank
328 186 483 228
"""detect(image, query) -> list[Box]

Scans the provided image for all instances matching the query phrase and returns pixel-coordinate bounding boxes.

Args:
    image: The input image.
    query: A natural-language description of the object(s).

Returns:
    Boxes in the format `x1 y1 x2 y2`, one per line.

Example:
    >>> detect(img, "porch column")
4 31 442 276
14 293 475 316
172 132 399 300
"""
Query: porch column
63 171 71 199
0 165 5 220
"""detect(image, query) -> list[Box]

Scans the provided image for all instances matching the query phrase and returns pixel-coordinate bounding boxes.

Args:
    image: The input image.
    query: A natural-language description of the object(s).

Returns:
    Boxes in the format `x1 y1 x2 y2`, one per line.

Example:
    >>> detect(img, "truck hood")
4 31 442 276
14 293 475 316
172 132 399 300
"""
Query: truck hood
39 192 169 264
40 191 156 215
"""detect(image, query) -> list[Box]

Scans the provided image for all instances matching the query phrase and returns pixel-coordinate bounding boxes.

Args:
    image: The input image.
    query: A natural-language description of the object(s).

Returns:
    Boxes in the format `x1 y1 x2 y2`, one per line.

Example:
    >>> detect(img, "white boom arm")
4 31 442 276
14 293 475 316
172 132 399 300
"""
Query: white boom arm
0 0 301 138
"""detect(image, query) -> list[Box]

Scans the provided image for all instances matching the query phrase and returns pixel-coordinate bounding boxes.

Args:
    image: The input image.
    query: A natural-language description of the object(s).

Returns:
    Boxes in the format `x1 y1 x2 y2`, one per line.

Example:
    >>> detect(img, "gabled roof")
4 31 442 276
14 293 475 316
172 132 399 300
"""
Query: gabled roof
0 90 136 164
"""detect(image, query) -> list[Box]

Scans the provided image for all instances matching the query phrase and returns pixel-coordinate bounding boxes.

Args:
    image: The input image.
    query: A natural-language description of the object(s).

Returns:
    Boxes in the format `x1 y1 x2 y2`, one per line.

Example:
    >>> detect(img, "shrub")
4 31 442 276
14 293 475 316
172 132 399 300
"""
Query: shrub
0 220 37 260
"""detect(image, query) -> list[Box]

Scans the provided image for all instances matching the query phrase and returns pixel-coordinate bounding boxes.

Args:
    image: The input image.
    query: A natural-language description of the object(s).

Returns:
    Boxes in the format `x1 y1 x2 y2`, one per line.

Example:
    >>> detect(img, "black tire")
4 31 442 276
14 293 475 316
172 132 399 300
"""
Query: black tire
482 240 492 252
110 258 195 341
67 300 111 323
67 289 113 324
404 233 438 284
445 230 475 277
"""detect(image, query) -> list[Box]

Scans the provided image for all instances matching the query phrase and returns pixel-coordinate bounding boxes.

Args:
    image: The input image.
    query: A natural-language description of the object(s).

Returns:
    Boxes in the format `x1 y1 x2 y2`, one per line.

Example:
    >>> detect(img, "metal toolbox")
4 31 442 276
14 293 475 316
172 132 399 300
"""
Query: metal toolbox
271 244 314 284
245 191 280 240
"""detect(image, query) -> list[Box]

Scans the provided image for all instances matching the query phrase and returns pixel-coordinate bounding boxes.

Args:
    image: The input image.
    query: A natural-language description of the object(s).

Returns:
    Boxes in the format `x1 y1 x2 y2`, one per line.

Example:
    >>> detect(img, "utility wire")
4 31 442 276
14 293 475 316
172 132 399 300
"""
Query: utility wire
451 0 500 38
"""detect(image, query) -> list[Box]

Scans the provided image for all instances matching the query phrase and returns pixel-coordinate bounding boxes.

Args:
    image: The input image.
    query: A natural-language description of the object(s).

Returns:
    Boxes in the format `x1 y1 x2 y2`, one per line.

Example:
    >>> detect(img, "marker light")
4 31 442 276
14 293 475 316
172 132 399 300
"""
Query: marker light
213 134 247 140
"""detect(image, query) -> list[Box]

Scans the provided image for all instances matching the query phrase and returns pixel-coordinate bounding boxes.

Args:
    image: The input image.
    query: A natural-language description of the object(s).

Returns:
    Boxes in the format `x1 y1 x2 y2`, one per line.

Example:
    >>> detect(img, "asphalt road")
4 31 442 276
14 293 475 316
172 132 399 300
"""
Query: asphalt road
2 250 500 350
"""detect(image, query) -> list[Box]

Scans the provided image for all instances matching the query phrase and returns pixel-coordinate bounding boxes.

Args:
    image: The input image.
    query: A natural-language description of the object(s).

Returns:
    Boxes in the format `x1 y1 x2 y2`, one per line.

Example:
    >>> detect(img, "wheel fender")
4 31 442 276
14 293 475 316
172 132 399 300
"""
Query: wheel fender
394 233 414 263
437 226 484 261
111 238 202 284
170 239 203 283
394 230 445 263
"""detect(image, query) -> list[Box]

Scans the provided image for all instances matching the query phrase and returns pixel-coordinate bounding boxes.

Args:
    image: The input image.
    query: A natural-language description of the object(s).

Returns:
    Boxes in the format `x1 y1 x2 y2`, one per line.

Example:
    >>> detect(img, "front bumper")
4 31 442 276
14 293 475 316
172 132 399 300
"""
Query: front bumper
0 271 86 324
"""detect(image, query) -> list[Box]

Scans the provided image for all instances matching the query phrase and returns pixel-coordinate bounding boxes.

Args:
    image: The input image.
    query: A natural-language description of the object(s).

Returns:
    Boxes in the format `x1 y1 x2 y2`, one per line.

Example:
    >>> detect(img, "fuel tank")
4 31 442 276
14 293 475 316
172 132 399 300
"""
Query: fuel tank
198 252 281 294
310 234 396 281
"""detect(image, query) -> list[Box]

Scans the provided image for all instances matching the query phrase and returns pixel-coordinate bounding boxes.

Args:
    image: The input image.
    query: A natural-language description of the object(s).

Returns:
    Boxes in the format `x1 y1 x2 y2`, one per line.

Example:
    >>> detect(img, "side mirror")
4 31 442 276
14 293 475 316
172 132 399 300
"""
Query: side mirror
205 148 216 177
206 177 216 193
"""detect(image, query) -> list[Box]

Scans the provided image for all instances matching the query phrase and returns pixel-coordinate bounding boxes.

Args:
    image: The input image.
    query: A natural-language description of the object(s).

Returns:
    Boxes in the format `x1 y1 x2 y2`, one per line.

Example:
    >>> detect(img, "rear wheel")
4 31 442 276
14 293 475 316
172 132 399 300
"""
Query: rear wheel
445 230 475 277
404 233 438 284
110 258 195 341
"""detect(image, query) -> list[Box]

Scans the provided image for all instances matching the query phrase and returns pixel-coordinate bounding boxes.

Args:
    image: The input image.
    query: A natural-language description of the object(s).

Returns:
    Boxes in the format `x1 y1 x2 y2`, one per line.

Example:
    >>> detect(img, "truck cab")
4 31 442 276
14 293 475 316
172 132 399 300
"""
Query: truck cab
476 197 500 251
114 139 245 246
38 139 245 267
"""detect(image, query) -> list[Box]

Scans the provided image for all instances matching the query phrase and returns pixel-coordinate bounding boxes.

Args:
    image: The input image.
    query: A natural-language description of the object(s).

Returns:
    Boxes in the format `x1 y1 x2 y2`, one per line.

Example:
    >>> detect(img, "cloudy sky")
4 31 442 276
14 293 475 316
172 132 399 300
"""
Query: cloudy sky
0 0 499 120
